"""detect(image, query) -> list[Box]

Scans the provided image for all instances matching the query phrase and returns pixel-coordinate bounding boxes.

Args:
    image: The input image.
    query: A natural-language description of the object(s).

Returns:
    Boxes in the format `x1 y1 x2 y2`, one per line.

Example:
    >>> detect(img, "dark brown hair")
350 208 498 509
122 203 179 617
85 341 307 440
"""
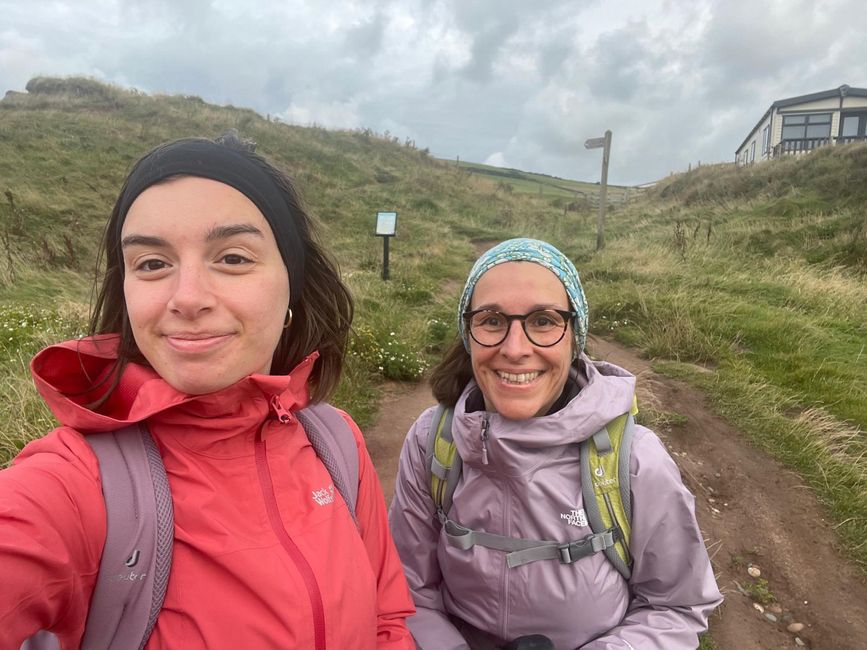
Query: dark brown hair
428 337 475 407
89 136 353 402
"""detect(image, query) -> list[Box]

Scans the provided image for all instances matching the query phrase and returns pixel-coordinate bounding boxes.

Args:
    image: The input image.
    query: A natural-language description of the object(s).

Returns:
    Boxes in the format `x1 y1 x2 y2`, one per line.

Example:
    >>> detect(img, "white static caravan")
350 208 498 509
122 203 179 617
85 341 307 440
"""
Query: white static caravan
736 85 867 165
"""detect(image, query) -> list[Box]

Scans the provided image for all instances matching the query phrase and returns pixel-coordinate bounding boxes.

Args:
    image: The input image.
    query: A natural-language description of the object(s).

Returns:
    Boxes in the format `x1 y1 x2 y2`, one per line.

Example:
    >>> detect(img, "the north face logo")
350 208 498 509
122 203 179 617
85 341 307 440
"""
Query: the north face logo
560 509 588 528
312 485 335 506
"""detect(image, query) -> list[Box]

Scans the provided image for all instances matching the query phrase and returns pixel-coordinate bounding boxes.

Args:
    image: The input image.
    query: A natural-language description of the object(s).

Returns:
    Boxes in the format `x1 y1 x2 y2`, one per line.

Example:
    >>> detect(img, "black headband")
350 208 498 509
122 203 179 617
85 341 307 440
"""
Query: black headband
116 138 304 305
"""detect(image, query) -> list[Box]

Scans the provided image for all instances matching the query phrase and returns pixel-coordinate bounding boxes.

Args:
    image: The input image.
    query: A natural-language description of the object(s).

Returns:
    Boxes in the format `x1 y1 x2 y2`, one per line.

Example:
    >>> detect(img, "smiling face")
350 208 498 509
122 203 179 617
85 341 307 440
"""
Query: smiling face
121 176 291 395
469 261 574 420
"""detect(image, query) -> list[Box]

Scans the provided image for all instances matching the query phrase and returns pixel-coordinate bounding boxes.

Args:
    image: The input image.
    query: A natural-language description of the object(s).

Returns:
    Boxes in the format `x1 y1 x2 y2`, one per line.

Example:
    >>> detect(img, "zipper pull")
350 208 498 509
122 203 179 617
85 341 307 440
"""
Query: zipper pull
480 415 490 465
270 395 293 424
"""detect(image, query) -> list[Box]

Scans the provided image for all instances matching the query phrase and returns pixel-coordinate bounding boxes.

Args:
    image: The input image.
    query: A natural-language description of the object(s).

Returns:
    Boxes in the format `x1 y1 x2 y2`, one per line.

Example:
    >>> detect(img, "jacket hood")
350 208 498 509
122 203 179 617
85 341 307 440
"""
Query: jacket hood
31 335 317 433
452 352 636 474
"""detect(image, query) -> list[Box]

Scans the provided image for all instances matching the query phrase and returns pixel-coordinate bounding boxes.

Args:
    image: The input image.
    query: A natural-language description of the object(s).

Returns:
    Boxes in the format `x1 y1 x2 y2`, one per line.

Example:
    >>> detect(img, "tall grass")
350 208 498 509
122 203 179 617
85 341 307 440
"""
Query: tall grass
581 149 866 570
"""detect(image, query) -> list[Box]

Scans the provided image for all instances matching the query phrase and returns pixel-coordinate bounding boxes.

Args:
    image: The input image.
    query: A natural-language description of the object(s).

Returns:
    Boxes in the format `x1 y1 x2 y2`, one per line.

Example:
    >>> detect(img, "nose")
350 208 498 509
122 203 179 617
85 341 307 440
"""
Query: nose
167 264 216 318
498 318 533 358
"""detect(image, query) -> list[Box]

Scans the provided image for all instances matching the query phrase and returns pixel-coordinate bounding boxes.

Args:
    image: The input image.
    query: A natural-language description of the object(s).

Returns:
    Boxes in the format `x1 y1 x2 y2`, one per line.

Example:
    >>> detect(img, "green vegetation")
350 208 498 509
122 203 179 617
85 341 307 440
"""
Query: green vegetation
742 577 776 605
1 76 865 579
454 158 637 205
698 634 717 650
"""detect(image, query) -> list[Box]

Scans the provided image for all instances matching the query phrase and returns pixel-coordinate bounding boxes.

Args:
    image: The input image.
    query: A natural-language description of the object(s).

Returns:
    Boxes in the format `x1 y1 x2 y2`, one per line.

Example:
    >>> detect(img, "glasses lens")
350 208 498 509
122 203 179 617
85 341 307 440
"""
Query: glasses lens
524 310 568 346
468 310 508 346
467 309 570 347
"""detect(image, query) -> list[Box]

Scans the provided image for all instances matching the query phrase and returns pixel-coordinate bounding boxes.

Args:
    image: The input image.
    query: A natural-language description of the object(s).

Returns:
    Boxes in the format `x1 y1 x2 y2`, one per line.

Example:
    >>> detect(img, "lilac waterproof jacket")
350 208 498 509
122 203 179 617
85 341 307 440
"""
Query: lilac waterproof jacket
388 356 722 649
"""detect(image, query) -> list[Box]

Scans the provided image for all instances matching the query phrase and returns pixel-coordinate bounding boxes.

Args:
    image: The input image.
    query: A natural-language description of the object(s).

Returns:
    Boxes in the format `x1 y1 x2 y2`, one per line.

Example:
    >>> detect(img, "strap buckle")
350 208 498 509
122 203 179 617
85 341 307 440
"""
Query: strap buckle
558 537 593 564
557 529 616 564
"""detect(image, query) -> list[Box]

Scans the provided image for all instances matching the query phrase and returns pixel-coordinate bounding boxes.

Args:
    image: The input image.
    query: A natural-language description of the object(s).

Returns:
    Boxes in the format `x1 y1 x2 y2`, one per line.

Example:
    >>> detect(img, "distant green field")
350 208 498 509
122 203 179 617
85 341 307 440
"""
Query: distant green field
449 158 637 203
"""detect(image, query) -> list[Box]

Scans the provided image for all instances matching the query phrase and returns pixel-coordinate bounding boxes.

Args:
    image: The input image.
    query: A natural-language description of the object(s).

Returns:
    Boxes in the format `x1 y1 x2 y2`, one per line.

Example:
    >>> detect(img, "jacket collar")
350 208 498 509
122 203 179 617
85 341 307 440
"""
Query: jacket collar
31 335 316 434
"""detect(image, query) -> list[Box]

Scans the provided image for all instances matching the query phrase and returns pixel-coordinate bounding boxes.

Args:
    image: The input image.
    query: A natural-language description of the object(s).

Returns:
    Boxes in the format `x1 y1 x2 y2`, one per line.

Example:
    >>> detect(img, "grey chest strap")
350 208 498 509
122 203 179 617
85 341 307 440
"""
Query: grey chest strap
441 518 619 569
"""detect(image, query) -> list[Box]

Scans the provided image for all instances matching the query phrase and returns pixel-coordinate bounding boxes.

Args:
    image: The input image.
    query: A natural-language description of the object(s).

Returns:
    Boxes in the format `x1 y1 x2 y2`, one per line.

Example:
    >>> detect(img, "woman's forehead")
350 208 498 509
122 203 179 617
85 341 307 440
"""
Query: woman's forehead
472 261 568 306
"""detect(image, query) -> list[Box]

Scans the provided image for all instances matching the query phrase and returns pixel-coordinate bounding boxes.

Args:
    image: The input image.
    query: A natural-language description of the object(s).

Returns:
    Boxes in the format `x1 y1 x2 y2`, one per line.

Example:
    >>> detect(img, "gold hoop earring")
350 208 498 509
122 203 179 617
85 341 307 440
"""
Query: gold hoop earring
283 308 293 329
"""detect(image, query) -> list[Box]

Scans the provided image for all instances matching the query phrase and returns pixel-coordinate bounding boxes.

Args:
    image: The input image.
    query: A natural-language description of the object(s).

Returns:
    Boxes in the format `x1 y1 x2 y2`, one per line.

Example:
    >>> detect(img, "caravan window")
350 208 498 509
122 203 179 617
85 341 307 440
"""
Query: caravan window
782 113 831 140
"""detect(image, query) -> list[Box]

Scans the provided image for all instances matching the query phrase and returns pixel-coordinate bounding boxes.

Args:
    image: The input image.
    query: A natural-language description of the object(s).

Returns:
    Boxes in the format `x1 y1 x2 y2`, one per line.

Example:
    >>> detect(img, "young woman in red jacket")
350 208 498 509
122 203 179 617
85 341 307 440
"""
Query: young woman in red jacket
0 134 416 649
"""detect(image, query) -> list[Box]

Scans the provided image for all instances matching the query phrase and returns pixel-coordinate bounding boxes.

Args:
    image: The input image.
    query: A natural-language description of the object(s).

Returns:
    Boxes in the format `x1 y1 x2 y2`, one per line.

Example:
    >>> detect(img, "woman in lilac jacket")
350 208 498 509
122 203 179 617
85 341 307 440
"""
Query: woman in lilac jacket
388 239 722 649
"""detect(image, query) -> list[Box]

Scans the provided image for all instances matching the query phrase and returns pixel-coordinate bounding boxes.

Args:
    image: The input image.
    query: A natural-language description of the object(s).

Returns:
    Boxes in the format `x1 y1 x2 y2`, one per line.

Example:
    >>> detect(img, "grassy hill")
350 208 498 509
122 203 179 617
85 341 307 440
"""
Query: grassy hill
1 76 865 571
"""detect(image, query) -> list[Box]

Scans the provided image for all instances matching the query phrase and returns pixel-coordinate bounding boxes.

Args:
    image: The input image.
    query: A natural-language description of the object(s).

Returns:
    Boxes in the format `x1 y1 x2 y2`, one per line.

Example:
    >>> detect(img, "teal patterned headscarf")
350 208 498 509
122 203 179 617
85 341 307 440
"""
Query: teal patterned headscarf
458 238 589 352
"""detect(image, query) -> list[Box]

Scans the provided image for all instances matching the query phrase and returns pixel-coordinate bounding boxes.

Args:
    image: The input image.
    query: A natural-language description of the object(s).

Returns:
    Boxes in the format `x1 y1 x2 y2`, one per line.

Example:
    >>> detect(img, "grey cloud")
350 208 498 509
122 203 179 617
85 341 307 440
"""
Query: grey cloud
450 0 588 84
117 0 218 30
586 25 653 102
457 17 520 83
538 40 574 80
698 0 845 107
343 12 387 58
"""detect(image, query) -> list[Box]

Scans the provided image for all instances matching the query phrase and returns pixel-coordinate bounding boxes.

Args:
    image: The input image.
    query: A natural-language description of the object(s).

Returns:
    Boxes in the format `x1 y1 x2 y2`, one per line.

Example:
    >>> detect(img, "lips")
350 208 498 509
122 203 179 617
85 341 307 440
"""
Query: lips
164 332 234 352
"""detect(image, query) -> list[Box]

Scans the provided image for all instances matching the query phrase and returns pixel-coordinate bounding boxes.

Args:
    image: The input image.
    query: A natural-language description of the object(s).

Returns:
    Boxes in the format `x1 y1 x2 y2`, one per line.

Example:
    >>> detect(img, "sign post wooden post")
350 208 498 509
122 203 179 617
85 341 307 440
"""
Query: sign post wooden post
375 211 397 280
585 130 612 251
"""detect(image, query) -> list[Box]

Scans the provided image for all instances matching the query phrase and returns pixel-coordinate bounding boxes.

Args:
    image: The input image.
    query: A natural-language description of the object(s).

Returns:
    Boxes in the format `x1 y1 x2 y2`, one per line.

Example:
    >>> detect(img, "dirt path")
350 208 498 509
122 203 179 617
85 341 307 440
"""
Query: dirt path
366 335 867 650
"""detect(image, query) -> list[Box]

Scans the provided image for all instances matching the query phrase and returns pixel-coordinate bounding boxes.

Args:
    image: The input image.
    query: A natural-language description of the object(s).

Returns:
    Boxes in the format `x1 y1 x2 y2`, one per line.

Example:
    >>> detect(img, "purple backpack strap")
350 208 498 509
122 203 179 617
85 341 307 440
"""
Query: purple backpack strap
20 630 60 650
81 424 174 650
296 403 359 527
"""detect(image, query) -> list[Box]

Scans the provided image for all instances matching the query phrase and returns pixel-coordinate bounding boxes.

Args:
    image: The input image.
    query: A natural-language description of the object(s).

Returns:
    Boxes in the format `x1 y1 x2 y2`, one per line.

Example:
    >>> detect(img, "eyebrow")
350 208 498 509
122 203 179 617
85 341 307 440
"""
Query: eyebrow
121 223 265 249
473 303 566 312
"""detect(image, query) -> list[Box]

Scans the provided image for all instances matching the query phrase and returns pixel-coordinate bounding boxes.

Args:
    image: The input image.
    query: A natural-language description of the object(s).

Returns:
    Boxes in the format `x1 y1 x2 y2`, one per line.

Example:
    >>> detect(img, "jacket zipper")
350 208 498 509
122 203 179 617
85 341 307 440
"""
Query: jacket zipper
499 479 512 641
480 415 490 465
270 394 293 424
255 397 326 650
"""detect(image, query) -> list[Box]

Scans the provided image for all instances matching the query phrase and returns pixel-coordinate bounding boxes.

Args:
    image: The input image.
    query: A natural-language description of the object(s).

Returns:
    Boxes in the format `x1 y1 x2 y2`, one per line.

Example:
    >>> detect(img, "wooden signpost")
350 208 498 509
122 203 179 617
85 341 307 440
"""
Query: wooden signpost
585 130 612 251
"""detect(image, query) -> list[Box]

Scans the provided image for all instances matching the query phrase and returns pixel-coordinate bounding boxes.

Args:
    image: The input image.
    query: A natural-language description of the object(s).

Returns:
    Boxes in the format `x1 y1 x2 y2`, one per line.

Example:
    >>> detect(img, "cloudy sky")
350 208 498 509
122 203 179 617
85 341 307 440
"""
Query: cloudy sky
1 0 865 184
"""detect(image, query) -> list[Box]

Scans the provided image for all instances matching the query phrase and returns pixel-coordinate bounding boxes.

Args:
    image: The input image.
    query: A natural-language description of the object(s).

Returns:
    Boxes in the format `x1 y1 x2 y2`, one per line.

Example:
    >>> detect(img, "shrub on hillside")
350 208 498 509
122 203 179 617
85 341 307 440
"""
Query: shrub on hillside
25 76 123 104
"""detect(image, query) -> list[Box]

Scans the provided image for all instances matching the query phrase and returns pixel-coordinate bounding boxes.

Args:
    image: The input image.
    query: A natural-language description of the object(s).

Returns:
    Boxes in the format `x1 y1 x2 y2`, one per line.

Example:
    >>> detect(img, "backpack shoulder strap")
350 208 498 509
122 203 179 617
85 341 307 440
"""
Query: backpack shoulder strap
81 424 174 650
25 408 359 650
296 403 360 527
580 411 636 580
424 405 461 521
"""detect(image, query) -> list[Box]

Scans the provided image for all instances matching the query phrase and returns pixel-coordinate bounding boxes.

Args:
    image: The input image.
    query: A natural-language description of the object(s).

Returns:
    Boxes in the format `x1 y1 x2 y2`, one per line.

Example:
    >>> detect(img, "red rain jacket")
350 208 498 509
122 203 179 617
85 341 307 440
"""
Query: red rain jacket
0 336 415 649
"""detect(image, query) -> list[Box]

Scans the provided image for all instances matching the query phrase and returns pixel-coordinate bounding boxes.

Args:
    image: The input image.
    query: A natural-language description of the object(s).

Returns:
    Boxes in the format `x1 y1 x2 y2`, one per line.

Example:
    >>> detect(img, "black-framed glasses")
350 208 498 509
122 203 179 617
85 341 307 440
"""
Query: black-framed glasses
463 309 576 347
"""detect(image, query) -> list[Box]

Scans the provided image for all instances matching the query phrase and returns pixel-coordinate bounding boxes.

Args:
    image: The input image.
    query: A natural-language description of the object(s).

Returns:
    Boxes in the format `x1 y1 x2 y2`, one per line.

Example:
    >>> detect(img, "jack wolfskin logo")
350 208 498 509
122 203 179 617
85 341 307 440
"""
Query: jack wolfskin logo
312 485 335 506
125 549 141 567
109 570 148 582
560 509 588 528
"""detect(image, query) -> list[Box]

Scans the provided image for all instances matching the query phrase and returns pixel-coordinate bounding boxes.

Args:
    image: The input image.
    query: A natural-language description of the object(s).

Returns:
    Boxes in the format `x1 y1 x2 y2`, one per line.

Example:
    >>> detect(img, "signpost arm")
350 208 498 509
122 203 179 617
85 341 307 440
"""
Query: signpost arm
596 130 612 251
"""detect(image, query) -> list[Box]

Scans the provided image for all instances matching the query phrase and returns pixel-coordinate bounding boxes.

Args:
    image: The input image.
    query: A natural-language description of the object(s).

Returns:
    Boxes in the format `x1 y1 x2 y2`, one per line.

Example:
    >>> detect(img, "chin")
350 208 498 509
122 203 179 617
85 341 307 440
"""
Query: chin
161 371 239 396
489 399 547 421
170 381 224 395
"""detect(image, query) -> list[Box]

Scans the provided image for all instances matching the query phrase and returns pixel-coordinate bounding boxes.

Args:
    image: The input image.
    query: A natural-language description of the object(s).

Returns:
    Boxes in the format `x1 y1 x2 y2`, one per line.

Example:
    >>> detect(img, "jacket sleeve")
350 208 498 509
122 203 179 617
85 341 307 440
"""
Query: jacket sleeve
0 428 105 647
580 427 722 650
387 408 471 650
342 413 417 650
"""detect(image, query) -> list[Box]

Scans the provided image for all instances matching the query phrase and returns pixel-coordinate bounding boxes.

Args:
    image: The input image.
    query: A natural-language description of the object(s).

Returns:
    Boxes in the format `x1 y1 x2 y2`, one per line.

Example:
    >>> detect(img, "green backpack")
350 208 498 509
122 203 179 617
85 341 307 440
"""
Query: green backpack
425 403 637 579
